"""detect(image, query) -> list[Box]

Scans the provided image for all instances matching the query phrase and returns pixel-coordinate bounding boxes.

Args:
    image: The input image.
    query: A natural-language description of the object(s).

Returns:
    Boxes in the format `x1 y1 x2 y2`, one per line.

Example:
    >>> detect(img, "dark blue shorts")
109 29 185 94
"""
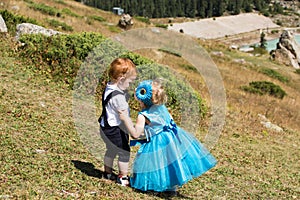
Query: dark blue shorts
100 126 130 162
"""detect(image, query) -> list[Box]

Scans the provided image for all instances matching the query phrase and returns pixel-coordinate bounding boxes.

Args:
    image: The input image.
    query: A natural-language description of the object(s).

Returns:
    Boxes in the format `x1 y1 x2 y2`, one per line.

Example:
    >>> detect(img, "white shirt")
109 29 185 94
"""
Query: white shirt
100 83 129 127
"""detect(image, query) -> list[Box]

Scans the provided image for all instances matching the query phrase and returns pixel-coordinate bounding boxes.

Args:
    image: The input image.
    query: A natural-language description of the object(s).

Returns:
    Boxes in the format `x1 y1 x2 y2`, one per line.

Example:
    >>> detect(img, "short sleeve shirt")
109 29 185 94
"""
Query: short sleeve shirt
100 83 129 127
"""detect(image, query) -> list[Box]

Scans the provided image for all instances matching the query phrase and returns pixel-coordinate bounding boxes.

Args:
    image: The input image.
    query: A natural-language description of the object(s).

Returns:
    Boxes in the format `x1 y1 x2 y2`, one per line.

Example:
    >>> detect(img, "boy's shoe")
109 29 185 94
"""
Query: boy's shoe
103 172 117 181
116 175 130 187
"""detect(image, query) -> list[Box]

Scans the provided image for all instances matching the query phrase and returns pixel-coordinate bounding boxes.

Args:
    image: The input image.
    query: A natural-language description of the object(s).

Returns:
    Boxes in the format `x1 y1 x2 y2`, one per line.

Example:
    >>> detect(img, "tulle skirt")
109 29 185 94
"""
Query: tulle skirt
130 127 217 192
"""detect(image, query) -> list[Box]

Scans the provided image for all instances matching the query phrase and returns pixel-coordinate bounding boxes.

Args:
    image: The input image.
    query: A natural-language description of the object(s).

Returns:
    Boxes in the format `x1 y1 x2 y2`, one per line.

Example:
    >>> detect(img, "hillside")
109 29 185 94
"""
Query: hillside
1 0 300 199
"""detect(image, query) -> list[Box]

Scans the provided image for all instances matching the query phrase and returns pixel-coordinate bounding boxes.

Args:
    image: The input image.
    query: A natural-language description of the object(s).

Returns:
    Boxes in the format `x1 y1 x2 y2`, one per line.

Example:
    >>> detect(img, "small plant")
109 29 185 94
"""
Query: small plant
62 8 81 18
134 16 150 24
47 19 73 31
295 69 300 75
251 46 268 55
90 15 106 22
260 68 289 83
158 48 182 57
155 24 168 29
28 2 62 17
179 64 197 72
241 81 286 99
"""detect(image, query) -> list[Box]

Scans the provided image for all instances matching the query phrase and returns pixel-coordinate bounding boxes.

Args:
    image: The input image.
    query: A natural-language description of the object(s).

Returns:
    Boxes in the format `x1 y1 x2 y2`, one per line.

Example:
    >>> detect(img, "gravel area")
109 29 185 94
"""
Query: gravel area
168 13 280 39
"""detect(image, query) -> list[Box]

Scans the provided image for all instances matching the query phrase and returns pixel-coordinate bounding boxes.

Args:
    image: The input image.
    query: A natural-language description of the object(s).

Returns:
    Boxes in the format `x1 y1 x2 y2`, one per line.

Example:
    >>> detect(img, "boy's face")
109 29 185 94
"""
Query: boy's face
117 74 136 90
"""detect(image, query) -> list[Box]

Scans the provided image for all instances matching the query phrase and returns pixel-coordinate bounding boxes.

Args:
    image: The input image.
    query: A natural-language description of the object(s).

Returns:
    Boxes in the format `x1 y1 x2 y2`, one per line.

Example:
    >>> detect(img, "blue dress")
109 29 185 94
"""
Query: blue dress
130 104 217 192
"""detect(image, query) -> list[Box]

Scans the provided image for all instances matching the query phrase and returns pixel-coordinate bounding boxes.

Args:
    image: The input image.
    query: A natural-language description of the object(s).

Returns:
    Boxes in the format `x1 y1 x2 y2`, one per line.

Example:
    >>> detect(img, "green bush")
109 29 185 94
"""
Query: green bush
134 16 150 24
295 69 300 75
179 64 197 72
155 24 168 29
18 32 105 86
89 15 106 22
0 10 41 34
28 2 62 17
260 68 289 83
241 81 286 99
158 48 182 57
47 19 73 31
17 34 206 126
62 8 81 18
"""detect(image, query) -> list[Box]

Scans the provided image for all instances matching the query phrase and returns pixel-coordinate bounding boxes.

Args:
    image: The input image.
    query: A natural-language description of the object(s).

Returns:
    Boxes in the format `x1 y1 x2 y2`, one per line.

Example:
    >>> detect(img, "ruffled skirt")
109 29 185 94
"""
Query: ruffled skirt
130 127 217 192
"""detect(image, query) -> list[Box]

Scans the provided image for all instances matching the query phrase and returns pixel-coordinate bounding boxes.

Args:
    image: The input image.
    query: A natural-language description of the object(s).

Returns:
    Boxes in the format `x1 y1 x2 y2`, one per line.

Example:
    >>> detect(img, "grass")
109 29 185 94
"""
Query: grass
1 0 300 199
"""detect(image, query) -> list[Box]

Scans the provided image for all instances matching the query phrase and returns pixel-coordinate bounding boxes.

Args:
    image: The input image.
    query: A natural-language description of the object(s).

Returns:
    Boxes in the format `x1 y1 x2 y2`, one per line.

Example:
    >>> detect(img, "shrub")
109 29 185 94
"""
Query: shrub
28 2 61 17
155 24 168 29
158 48 182 57
295 69 300 75
89 15 106 22
260 68 289 83
47 19 73 31
134 16 150 24
18 32 105 86
0 10 41 34
179 64 197 72
17 33 206 126
62 8 81 18
241 81 286 99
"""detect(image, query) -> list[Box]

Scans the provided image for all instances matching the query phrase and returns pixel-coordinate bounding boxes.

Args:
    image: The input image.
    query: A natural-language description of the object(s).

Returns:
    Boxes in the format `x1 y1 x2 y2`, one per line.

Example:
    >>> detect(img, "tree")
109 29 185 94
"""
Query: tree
260 31 267 49
196 0 206 18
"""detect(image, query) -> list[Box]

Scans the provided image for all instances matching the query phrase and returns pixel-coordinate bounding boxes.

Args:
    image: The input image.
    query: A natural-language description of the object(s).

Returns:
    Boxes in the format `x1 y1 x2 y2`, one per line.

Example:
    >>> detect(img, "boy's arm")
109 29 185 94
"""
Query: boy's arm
119 110 145 139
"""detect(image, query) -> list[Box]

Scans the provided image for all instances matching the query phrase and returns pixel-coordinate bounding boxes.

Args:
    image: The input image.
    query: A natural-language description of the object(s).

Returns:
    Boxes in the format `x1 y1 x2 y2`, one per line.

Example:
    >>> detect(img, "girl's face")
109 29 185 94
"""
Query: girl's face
117 73 136 90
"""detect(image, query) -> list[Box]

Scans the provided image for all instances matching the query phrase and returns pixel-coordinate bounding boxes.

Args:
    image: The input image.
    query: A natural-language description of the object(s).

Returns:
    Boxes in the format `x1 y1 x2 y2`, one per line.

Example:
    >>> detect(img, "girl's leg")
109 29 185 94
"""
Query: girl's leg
117 161 130 186
118 161 128 176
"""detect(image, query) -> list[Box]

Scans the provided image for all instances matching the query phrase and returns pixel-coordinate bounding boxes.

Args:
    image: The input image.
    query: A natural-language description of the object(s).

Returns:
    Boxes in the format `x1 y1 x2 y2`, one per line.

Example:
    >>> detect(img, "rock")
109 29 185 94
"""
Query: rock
230 45 239 50
11 5 20 11
118 14 133 30
15 23 62 40
0 14 8 32
258 114 283 132
211 51 224 57
239 46 254 52
270 30 300 69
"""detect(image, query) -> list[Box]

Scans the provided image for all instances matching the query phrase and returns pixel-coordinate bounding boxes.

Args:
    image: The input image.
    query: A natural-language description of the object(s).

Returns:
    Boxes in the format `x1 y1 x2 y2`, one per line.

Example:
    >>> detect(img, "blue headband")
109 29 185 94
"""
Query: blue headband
135 80 153 107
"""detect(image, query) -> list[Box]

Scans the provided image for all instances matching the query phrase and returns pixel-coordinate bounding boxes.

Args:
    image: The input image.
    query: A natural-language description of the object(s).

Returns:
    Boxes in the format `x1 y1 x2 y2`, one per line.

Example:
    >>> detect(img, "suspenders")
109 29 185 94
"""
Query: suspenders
99 90 124 127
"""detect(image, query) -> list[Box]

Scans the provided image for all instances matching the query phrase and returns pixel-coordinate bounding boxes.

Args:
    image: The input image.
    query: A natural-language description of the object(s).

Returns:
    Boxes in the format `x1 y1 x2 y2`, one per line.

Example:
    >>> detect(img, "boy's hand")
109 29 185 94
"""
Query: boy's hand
118 109 129 121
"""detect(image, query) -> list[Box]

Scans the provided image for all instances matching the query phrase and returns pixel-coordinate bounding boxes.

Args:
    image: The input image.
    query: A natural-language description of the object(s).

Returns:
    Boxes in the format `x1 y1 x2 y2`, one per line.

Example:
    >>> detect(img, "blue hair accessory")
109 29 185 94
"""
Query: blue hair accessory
135 80 153 107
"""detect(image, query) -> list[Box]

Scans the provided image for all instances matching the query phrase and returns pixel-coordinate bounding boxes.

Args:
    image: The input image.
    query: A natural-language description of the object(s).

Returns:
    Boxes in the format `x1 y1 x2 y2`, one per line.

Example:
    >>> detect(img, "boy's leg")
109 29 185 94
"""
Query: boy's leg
104 156 114 173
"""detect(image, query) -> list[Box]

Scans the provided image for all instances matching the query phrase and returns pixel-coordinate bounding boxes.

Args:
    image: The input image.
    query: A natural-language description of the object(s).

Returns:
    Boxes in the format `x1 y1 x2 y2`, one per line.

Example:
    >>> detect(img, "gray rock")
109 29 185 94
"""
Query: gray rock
15 23 62 40
271 30 300 69
0 14 8 32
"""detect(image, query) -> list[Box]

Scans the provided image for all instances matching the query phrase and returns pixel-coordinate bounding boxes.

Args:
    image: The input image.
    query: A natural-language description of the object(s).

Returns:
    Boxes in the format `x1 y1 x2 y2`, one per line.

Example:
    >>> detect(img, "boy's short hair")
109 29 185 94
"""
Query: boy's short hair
108 58 137 82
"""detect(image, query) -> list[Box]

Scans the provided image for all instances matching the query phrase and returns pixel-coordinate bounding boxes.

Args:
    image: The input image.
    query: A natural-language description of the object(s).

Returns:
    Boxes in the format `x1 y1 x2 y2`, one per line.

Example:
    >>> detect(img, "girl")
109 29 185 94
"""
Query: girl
119 79 217 193
99 57 137 186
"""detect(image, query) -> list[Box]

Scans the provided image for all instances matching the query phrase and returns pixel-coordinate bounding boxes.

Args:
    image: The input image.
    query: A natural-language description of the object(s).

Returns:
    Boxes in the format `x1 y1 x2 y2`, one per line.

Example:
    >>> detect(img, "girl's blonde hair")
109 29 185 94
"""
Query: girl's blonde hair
108 58 137 82
152 78 167 105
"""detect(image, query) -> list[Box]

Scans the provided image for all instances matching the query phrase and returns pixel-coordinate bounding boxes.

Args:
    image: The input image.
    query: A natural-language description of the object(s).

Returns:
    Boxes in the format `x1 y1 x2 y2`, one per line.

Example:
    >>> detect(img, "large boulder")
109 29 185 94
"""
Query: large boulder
16 23 62 40
0 14 8 32
118 14 133 30
270 30 300 69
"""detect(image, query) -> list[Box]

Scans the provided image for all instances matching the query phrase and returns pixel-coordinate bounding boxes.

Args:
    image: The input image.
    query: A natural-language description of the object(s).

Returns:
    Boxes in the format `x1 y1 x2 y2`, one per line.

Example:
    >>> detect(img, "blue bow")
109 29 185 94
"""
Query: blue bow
163 120 181 143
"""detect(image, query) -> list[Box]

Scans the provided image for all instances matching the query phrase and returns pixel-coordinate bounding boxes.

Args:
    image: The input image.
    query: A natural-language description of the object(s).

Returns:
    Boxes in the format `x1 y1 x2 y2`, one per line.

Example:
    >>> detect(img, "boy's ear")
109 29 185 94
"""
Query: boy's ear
118 76 125 82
